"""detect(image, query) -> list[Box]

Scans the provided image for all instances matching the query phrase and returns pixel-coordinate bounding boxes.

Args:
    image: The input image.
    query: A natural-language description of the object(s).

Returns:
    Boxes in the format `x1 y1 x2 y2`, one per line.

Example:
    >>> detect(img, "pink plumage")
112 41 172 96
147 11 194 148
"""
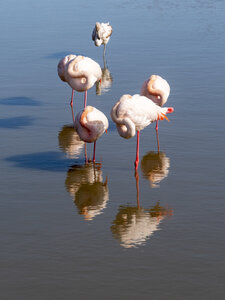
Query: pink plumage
111 94 174 169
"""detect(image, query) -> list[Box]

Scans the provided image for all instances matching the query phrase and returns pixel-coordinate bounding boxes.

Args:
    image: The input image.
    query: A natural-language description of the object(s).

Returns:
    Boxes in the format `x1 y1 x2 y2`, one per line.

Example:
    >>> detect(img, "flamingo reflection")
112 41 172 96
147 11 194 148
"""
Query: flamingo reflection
58 125 84 159
96 65 113 95
96 51 113 95
65 163 109 221
141 151 170 188
111 170 172 248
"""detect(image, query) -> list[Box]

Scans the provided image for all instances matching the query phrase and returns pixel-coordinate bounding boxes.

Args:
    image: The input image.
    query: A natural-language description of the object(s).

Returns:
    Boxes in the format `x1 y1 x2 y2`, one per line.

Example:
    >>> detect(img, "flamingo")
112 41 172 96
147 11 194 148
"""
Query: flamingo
57 55 102 120
74 106 108 163
111 94 174 170
140 75 170 131
92 22 112 58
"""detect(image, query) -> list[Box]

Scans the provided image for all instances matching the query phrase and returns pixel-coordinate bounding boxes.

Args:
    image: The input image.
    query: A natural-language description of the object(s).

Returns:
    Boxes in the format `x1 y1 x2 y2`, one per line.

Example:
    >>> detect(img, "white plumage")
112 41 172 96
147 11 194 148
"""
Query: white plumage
57 55 102 114
111 94 174 169
74 106 108 162
140 75 171 131
92 22 112 47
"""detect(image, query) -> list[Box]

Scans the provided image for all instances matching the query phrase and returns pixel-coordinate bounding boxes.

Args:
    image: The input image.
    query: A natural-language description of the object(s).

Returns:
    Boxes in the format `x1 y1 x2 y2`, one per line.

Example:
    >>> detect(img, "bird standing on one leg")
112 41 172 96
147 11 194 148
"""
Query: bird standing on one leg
74 106 108 163
111 94 174 170
92 22 112 59
57 55 102 120
140 75 170 131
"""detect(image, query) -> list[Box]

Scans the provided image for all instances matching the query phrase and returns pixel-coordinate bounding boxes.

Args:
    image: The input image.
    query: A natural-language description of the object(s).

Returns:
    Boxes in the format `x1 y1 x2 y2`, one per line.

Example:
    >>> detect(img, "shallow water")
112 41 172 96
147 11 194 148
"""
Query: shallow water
1 0 225 299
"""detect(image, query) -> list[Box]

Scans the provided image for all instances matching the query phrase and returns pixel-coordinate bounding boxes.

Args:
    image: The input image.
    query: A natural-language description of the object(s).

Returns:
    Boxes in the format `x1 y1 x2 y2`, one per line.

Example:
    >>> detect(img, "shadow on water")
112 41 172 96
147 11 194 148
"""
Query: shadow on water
0 116 34 129
5 151 84 172
0 96 41 106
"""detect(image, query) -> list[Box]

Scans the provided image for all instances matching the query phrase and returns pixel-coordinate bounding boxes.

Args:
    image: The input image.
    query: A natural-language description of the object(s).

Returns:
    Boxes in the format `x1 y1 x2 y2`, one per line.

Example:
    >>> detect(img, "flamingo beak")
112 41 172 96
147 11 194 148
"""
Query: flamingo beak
167 107 174 113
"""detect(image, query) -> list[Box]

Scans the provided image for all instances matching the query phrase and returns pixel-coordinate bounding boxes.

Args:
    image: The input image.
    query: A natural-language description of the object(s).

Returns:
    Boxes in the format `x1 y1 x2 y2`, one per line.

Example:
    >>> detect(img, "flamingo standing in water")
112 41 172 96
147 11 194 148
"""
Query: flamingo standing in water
57 55 102 119
111 94 174 170
140 75 170 131
92 22 112 58
74 106 108 163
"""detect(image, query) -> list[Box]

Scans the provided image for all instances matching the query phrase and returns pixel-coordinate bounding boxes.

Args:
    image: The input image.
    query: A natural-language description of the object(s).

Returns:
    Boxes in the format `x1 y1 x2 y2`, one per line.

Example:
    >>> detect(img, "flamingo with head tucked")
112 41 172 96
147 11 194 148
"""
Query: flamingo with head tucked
74 106 108 163
140 75 170 131
111 94 174 170
57 55 102 119
92 22 112 58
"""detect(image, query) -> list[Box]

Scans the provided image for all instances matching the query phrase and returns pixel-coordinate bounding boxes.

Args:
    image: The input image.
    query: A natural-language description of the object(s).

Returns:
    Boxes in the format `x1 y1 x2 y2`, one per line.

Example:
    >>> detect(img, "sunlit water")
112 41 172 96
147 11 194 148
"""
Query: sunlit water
1 0 225 299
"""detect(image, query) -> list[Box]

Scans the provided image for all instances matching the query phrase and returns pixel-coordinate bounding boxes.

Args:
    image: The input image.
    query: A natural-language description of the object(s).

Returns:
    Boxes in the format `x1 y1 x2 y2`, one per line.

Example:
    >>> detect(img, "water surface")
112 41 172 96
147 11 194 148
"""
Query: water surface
1 0 225 299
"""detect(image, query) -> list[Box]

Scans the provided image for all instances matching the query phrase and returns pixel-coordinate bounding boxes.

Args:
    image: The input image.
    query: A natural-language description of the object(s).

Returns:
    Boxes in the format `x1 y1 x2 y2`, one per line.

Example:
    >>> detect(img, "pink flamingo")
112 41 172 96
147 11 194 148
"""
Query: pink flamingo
111 94 174 170
57 55 102 119
92 22 113 58
140 75 170 131
74 106 108 163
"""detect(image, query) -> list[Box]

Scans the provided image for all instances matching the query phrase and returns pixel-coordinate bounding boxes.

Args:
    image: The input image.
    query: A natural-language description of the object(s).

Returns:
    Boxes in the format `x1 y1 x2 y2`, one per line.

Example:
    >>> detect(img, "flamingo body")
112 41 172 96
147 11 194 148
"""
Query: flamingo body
111 94 174 169
92 22 112 47
58 55 102 93
111 94 173 138
75 106 108 143
140 75 170 107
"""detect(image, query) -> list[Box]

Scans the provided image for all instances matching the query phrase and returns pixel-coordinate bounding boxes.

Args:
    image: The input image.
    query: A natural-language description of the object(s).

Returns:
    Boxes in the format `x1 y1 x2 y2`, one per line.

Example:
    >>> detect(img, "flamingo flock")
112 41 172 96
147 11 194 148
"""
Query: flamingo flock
57 22 174 170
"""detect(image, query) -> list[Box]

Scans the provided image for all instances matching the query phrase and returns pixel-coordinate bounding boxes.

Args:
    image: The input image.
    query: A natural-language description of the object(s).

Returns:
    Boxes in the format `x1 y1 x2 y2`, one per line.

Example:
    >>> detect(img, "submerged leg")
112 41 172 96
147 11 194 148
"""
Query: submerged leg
134 131 140 170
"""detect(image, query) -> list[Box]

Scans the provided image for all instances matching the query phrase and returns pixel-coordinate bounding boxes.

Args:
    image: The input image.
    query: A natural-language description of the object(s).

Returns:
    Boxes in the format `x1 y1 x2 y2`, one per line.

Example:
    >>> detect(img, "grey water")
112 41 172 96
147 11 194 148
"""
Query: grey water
1 0 225 299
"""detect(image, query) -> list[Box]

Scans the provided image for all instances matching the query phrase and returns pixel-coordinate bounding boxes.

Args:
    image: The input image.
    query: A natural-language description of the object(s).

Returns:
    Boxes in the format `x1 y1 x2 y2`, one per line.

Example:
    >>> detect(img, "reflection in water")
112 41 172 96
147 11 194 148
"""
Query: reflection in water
141 151 170 188
96 54 113 95
96 65 113 95
111 170 172 248
58 125 84 159
65 163 109 221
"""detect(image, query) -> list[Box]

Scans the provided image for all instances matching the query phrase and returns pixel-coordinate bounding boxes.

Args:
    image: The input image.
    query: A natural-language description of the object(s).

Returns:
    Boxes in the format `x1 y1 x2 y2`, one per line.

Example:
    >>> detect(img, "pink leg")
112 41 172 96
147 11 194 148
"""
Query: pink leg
156 130 160 152
70 89 74 107
84 90 87 108
85 143 87 164
70 89 75 122
134 131 140 170
93 141 96 163
155 120 159 131
135 169 140 208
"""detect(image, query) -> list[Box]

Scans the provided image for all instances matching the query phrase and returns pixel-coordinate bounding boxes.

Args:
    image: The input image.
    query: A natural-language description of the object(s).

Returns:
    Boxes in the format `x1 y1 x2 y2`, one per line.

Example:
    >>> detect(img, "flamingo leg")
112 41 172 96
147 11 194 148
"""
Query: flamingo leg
70 89 75 122
84 90 87 108
155 120 159 131
85 143 88 164
156 130 160 152
70 89 74 107
93 141 96 163
135 169 140 208
134 131 140 170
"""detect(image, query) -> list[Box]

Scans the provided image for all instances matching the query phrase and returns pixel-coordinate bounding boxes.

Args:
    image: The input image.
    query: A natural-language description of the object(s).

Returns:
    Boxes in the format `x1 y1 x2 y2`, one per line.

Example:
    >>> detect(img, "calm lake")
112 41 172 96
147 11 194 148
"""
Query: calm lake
1 0 225 299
